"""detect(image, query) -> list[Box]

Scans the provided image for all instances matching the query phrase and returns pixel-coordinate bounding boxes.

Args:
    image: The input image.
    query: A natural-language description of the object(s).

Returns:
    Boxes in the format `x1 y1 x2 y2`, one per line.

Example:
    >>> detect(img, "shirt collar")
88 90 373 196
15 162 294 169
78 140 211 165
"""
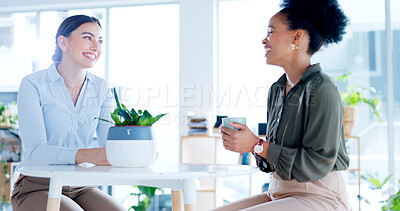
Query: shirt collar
48 63 62 82
276 63 321 88
277 74 286 88
48 63 92 83
299 63 321 83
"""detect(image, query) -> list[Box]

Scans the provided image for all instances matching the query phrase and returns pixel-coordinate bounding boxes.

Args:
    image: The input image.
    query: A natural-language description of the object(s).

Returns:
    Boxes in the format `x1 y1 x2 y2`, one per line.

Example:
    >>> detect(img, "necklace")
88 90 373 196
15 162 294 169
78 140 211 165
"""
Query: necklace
286 80 295 88
65 81 85 95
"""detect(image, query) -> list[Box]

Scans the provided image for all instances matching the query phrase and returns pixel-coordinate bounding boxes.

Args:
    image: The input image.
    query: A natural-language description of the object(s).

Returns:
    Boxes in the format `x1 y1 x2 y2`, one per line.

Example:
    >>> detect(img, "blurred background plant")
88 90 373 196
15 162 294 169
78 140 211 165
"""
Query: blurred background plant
0 102 16 211
359 173 400 210
129 185 163 211
0 140 10 211
335 72 381 121
335 72 381 137
0 102 17 129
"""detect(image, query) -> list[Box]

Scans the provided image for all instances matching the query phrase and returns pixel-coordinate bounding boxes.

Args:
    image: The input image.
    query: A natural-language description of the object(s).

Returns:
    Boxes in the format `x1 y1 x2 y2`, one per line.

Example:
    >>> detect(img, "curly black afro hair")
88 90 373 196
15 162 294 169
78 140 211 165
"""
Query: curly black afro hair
279 0 349 55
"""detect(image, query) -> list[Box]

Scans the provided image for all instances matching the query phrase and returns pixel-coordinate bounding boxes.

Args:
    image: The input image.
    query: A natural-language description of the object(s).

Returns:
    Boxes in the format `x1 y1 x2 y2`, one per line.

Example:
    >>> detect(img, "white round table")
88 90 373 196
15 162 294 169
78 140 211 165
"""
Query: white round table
17 162 258 211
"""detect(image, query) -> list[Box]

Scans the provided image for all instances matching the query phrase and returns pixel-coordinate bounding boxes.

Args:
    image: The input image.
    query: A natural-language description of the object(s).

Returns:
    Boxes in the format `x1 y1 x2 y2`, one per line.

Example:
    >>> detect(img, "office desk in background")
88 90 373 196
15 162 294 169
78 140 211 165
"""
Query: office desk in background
17 162 258 211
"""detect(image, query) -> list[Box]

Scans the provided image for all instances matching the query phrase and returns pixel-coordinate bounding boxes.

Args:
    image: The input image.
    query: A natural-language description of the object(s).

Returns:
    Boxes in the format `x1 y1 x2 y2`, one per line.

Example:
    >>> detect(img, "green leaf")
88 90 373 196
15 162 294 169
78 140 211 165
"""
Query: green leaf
130 108 139 123
131 185 162 211
113 87 122 110
368 178 381 188
338 79 382 120
111 110 121 125
391 204 400 211
130 205 145 211
361 173 382 189
117 105 135 123
138 186 159 196
131 108 138 116
152 114 167 125
117 107 131 122
358 195 371 204
137 110 153 126
383 193 400 211
120 119 132 126
94 117 114 124
334 72 352 82
381 174 393 187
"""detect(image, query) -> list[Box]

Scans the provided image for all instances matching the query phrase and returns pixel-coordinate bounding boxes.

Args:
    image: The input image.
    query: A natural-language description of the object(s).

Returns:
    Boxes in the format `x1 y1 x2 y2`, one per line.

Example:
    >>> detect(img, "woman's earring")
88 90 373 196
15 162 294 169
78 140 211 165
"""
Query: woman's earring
291 44 298 51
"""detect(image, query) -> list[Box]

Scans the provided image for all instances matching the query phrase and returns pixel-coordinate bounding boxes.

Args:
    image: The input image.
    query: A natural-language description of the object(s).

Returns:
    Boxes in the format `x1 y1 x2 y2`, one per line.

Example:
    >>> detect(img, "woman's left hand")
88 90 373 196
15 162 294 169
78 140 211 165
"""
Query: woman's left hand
220 122 260 153
76 147 111 166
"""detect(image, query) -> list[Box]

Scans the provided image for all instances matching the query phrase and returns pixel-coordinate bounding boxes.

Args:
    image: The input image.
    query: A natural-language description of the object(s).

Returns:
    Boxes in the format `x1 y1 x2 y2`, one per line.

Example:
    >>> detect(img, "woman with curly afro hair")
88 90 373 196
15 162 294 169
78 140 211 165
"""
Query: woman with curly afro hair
216 0 351 210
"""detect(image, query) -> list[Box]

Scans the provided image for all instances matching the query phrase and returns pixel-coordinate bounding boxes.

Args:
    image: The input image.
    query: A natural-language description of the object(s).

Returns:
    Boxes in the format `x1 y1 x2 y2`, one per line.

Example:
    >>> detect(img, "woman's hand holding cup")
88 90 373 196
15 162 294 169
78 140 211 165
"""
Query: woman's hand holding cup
220 117 260 153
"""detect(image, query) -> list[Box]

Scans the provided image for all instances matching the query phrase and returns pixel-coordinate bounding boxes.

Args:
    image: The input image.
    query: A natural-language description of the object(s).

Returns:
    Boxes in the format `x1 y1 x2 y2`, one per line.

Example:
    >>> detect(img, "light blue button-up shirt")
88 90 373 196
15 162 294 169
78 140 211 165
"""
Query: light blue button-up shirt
17 64 114 166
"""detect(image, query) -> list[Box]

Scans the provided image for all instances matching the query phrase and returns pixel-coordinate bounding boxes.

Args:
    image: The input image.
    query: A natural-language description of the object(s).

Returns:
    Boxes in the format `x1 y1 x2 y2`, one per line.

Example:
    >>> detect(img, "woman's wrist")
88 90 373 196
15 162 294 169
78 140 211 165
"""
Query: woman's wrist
75 148 110 165
255 140 269 158
75 149 88 164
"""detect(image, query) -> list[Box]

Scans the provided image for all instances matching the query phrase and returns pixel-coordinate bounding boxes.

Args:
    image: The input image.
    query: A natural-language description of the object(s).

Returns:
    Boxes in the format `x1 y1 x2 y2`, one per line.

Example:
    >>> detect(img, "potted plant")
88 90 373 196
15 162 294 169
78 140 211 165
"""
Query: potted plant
335 72 381 137
97 88 167 167
129 185 163 211
0 102 17 129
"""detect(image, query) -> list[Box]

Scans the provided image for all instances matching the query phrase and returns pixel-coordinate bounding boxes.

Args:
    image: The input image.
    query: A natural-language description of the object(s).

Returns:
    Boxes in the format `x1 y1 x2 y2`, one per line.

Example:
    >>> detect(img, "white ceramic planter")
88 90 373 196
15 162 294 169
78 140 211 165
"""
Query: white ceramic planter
106 126 157 167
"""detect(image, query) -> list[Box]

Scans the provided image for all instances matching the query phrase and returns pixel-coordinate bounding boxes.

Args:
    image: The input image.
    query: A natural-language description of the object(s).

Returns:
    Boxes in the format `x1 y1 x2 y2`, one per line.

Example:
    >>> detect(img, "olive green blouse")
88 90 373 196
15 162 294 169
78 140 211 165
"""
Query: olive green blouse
255 63 349 182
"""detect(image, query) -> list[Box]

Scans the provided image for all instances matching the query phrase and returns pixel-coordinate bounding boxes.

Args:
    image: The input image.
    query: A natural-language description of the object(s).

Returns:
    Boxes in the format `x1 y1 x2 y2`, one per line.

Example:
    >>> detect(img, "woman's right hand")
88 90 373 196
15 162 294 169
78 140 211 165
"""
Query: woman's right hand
75 147 111 166
220 122 260 153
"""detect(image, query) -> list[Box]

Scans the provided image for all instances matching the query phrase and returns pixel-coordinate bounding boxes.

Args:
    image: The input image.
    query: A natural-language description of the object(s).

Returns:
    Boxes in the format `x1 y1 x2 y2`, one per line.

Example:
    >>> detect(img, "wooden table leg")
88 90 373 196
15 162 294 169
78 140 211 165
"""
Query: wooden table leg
47 198 61 211
171 190 183 211
46 178 63 211
184 204 196 211
183 178 197 211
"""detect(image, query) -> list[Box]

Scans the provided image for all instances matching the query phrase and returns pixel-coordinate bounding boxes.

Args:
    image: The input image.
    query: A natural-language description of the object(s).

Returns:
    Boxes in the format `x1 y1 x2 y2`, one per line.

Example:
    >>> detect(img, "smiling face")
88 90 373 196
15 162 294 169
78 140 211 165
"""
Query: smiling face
59 22 103 69
262 13 295 66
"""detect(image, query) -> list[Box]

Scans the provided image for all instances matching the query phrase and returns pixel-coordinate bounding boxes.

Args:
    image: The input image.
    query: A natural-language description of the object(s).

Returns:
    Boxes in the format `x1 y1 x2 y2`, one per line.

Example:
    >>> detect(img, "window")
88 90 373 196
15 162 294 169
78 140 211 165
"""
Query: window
109 4 179 163
0 13 37 90
0 10 106 91
217 0 282 203
391 0 400 192
0 3 179 168
312 0 388 162
218 0 282 134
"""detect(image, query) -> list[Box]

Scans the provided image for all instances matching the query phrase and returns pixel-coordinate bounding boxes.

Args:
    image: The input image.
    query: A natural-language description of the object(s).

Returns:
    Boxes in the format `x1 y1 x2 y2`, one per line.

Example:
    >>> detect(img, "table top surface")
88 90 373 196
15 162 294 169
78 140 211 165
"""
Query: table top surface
18 162 258 180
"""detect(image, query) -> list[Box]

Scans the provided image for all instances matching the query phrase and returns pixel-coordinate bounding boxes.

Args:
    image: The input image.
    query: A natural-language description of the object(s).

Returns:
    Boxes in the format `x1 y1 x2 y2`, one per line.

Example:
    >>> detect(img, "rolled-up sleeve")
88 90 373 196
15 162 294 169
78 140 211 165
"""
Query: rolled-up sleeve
266 82 344 182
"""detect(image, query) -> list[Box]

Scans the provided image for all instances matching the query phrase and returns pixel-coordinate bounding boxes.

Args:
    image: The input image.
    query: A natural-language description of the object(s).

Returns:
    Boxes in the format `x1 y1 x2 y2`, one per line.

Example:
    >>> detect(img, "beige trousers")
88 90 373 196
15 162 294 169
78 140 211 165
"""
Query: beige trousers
11 176 125 211
212 171 351 211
